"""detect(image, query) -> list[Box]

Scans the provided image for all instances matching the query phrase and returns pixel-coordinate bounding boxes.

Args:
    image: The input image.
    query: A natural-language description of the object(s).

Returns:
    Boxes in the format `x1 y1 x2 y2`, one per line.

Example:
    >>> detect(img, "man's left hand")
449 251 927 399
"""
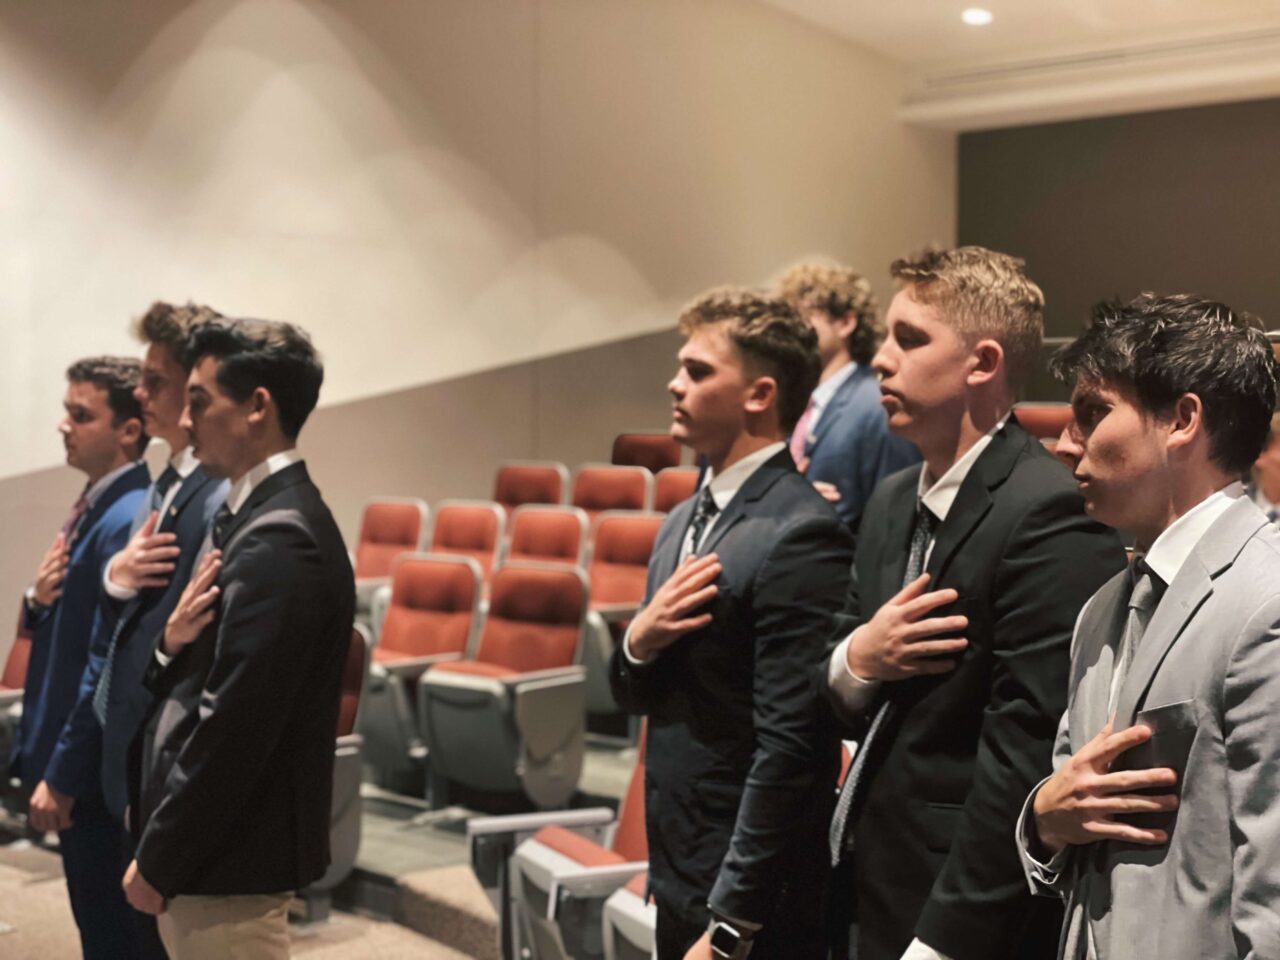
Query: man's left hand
28 780 75 832
683 931 713 960
812 480 841 503
123 859 167 915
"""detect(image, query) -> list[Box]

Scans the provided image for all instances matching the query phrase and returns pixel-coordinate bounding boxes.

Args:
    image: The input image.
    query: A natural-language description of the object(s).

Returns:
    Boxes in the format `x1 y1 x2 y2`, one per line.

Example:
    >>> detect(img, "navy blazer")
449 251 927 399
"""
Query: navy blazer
11 462 150 799
803 365 920 532
99 465 226 821
610 449 853 935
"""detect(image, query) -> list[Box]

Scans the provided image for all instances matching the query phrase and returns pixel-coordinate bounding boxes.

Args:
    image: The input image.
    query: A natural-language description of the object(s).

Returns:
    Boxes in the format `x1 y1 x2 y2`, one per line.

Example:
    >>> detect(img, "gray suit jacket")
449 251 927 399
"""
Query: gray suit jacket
1017 496 1280 959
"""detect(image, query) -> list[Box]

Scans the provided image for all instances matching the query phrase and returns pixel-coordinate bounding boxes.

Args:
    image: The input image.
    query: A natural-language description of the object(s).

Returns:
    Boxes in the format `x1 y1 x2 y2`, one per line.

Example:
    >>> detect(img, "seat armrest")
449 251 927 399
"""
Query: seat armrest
468 808 617 894
505 665 587 691
0 690 21 711
381 652 464 678
550 861 649 914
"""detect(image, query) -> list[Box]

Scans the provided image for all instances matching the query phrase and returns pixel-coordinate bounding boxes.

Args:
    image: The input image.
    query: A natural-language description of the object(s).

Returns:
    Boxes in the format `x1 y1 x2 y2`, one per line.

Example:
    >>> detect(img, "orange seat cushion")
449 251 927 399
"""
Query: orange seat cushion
533 825 626 868
430 660 518 680
624 872 648 898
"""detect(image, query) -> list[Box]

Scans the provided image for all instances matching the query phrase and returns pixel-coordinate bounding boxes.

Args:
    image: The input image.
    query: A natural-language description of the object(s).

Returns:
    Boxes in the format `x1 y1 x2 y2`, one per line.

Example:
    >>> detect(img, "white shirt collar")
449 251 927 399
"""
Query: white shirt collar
917 412 1011 523
1249 483 1279 518
170 445 201 479
701 441 787 511
1142 481 1245 585
84 459 143 508
225 449 303 516
810 362 857 416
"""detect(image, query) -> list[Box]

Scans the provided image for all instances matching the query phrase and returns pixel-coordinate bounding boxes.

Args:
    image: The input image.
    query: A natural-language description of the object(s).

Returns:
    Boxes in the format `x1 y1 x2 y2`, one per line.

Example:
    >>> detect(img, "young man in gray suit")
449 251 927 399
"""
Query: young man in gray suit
1018 293 1280 959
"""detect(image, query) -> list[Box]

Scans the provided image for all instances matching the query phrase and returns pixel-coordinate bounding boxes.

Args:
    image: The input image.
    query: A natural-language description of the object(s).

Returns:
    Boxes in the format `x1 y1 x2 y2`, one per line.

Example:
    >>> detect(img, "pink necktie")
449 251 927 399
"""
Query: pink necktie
790 397 815 466
61 493 90 543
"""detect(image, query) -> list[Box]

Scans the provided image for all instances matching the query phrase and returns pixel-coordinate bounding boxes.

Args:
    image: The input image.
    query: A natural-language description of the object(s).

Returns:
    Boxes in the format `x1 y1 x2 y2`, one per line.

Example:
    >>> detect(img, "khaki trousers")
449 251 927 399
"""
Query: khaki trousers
157 893 292 960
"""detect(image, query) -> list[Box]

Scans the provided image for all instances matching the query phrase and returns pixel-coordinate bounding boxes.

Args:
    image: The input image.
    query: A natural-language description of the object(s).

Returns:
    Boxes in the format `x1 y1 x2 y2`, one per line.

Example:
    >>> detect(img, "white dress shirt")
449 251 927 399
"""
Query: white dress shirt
103 446 203 601
624 441 786 665
825 414 1010 960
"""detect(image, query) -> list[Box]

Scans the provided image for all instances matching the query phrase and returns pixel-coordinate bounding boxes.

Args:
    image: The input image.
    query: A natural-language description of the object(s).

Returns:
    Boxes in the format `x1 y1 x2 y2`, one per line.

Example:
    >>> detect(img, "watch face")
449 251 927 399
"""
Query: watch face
710 923 739 954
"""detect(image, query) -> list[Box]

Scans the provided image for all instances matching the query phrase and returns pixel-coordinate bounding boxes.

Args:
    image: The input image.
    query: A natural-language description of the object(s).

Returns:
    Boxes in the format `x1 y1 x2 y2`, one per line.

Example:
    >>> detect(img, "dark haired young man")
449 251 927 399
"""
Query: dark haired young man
92 302 227 957
123 318 354 959
824 248 1125 960
11 356 151 959
778 262 920 533
610 288 853 959
1018 294 1280 959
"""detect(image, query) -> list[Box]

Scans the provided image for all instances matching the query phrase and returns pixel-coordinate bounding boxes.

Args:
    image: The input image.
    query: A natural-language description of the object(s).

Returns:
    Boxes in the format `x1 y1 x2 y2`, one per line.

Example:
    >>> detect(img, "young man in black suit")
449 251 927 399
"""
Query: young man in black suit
122 318 355 959
610 288 854 960
96 302 227 957
824 247 1126 960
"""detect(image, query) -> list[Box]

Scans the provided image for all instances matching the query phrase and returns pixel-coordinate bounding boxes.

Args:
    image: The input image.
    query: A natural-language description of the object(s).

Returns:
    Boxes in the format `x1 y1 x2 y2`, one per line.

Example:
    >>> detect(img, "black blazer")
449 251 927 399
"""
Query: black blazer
131 462 355 897
610 449 853 936
834 417 1126 960
100 465 227 822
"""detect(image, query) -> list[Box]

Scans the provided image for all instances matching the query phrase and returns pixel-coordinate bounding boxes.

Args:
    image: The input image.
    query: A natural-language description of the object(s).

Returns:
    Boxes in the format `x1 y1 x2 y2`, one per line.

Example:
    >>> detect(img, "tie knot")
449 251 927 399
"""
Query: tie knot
1129 558 1162 612
155 465 181 497
696 487 719 519
211 504 234 549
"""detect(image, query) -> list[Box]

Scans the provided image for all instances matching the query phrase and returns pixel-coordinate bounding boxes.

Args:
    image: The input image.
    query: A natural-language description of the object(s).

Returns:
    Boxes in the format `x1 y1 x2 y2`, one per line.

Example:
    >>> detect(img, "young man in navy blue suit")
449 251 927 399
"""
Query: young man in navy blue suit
779 262 920 534
97 302 227 957
10 356 152 959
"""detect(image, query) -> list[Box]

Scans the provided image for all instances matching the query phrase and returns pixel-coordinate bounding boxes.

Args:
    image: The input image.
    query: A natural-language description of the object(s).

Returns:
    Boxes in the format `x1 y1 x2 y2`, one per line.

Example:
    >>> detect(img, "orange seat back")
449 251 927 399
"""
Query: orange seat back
572 465 651 527
475 564 586 672
356 500 426 579
506 506 587 567
611 433 681 473
493 462 567 514
431 502 504 576
653 467 698 513
611 722 648 861
378 555 479 659
1 613 32 691
336 626 368 738
589 513 662 607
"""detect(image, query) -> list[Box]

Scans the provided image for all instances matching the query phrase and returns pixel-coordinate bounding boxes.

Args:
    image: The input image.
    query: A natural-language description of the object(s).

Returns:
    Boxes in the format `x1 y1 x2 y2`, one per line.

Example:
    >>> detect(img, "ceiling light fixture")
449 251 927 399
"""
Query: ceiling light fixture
962 7 994 26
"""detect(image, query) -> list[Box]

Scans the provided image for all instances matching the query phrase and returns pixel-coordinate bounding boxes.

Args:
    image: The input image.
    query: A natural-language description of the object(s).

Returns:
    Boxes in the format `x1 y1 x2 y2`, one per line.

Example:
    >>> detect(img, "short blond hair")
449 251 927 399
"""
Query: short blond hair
677 287 820 432
778 262 881 364
890 246 1044 392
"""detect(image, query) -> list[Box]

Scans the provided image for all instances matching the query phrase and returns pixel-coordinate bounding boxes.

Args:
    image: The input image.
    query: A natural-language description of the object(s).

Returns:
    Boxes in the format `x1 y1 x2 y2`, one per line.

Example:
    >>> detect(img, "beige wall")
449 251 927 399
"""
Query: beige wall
0 0 955 654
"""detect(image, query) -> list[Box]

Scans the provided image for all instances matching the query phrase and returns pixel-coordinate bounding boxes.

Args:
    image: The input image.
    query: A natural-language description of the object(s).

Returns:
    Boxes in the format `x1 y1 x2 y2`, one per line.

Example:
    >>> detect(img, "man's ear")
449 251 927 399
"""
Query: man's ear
744 376 778 417
966 338 1005 388
832 313 858 342
246 387 272 427
1166 393 1204 454
118 416 143 451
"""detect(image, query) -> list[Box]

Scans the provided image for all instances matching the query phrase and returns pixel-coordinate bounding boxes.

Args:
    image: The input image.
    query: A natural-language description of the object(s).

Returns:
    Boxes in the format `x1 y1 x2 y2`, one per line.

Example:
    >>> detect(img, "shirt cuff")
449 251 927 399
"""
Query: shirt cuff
102 557 139 601
827 635 880 712
621 621 653 666
901 936 954 960
154 647 172 668
1016 779 1071 882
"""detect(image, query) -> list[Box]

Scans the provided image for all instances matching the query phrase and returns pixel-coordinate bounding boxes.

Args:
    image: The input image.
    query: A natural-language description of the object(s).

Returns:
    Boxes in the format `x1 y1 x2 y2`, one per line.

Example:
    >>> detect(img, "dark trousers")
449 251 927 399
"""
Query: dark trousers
57 790 168 959
656 904 828 960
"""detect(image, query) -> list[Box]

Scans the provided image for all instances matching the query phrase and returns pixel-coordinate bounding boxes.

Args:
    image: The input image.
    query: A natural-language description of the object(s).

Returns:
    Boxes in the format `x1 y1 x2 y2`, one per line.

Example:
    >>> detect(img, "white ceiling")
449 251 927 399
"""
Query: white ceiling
759 0 1280 67
759 0 1280 129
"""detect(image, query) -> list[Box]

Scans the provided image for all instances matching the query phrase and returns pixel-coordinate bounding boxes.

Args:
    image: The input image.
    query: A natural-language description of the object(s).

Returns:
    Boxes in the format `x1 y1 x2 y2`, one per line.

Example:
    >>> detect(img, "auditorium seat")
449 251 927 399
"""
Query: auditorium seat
571 464 653 527
300 623 371 922
583 511 663 716
360 554 482 790
1013 402 1071 452
652 465 698 513
353 497 429 618
429 500 507 580
494 460 570 514
0 616 32 817
417 562 590 809
0 615 31 710
611 432 682 473
468 726 650 960
501 504 589 569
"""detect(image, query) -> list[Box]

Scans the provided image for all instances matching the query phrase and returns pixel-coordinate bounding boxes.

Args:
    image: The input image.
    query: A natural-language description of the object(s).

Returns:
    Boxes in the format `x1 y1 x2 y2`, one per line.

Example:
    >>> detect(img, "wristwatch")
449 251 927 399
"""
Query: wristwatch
709 918 755 959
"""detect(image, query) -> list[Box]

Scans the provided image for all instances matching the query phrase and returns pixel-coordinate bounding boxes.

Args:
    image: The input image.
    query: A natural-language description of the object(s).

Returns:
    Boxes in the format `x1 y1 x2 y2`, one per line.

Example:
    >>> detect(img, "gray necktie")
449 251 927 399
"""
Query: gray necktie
1108 559 1162 714
682 487 719 560
830 502 938 865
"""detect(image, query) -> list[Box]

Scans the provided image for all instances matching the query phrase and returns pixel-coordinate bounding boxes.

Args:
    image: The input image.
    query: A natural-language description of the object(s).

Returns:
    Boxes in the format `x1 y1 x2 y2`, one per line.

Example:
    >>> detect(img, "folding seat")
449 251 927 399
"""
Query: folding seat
0 616 33 817
417 562 589 810
571 464 653 528
652 465 698 513
1013 402 1071 452
0 615 31 710
610 432 682 474
359 554 482 790
468 726 650 960
494 460 570 514
429 499 507 580
300 623 371 922
583 511 664 715
501 504 589 569
353 497 429 621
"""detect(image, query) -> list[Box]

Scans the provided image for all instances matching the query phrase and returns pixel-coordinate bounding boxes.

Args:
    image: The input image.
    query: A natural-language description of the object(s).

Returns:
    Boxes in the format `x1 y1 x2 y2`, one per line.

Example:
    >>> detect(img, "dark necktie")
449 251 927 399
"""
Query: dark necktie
683 487 719 560
61 490 91 545
211 504 234 551
1108 558 1162 713
830 501 939 865
151 465 181 512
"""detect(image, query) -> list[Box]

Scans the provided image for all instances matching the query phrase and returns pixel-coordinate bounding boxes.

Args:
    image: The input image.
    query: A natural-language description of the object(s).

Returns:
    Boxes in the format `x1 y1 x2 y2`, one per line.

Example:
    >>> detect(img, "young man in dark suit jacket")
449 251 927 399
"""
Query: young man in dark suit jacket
95 303 227 957
122 318 354 959
778 262 920 533
824 247 1126 960
11 356 151 960
610 288 854 960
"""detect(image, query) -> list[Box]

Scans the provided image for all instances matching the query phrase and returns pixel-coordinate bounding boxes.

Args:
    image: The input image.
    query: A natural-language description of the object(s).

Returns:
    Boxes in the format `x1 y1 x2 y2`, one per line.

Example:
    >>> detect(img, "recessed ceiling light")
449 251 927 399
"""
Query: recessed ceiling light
962 7 994 26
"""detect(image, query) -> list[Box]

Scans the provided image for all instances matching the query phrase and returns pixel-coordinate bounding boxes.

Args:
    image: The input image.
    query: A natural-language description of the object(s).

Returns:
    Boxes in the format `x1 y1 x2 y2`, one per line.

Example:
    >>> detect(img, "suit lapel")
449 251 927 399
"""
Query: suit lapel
74 463 150 551
926 421 1028 583
1111 497 1264 726
881 473 920 596
806 368 863 456
653 500 692 583
219 461 310 548
158 466 212 532
1069 574 1131 744
698 449 792 556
